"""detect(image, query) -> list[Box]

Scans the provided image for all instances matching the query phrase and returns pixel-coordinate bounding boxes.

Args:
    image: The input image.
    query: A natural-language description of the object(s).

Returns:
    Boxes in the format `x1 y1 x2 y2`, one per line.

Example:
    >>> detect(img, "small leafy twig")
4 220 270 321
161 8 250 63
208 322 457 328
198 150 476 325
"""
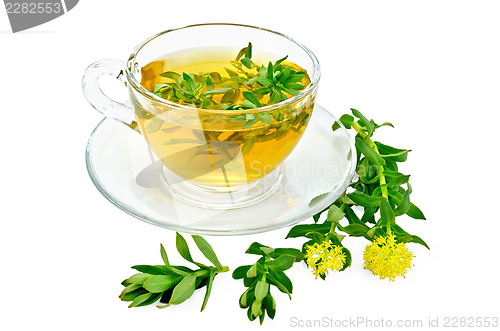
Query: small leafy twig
119 232 228 311
232 242 303 324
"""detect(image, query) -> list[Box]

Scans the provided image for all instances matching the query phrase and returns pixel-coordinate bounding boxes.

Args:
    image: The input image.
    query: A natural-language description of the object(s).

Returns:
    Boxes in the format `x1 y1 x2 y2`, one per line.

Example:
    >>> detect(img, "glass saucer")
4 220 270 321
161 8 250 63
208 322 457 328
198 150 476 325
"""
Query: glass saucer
85 105 356 235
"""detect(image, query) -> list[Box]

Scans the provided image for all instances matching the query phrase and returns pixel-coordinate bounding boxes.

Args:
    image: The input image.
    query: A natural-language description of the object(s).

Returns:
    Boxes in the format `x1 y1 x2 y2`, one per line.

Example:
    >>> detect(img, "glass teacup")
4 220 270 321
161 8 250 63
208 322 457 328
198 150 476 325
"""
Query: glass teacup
82 23 320 209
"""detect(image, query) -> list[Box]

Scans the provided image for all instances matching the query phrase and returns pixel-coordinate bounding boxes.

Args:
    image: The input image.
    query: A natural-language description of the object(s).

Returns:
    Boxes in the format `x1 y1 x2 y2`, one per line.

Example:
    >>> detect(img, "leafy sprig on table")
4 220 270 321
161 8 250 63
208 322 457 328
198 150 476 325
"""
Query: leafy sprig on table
119 232 228 311
232 243 303 324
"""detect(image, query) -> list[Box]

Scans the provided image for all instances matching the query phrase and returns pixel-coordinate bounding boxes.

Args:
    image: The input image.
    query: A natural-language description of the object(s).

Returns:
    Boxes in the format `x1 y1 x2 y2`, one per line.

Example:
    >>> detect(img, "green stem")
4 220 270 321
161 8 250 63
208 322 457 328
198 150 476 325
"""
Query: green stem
193 268 212 277
193 265 229 278
378 165 388 199
352 120 391 234
351 121 388 198
329 221 337 234
352 121 377 149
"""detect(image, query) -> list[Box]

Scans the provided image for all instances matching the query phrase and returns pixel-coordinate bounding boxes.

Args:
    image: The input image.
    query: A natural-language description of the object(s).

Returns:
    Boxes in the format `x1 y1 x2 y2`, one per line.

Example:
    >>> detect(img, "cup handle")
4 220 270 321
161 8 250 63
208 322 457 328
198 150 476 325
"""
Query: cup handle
82 59 138 131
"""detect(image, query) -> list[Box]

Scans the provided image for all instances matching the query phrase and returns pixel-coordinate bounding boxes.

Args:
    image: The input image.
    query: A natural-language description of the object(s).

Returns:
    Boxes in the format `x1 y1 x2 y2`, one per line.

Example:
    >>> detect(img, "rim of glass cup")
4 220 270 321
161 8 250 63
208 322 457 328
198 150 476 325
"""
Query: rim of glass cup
126 23 321 114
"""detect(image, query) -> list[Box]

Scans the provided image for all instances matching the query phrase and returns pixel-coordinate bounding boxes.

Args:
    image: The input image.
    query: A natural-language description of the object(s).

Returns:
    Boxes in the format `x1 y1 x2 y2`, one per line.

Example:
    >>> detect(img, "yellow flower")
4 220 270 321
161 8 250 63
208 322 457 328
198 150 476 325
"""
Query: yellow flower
363 231 414 281
304 241 346 279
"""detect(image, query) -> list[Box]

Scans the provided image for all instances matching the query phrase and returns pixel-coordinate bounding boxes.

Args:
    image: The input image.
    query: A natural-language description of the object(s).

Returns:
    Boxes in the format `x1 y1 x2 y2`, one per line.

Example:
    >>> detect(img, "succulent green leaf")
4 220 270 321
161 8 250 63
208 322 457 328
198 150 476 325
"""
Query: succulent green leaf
143 275 178 293
251 299 262 318
266 255 296 272
285 73 305 84
260 247 275 255
389 190 426 220
201 97 211 108
351 108 375 136
159 71 180 80
135 293 162 307
241 57 252 69
327 204 345 222
393 183 412 216
268 270 292 294
242 91 262 107
253 86 272 94
386 175 410 188
169 274 197 305
242 100 258 110
129 292 153 308
239 287 253 308
202 87 231 96
120 288 148 302
397 235 430 249
255 280 269 301
275 55 288 66
265 273 291 299
224 67 239 78
246 263 258 278
245 42 252 59
374 121 394 129
126 273 151 285
260 112 272 124
339 114 354 129
374 141 410 162
347 191 381 207
262 294 276 319
153 83 170 93
235 46 247 61
407 202 426 220
267 62 274 80
344 206 363 225
160 244 176 272
245 242 270 256
272 248 303 262
221 89 236 104
340 247 352 271
200 269 216 312
131 265 169 275
192 235 223 270
232 265 252 279
120 283 142 296
379 197 396 226
286 223 331 238
360 206 377 224
284 83 304 90
220 80 240 89
282 87 300 96
182 73 197 92
338 223 370 237
175 232 194 263
355 138 386 166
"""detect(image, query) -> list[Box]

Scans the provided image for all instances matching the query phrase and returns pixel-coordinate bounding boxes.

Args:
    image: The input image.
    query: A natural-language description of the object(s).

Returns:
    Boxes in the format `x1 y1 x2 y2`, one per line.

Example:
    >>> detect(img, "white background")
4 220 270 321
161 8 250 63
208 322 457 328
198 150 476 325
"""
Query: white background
1 1 499 330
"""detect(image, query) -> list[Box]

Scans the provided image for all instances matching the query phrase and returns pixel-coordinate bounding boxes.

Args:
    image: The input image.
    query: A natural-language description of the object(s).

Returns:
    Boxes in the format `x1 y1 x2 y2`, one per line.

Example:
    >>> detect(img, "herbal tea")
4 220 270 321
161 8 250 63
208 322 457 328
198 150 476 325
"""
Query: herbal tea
133 44 313 187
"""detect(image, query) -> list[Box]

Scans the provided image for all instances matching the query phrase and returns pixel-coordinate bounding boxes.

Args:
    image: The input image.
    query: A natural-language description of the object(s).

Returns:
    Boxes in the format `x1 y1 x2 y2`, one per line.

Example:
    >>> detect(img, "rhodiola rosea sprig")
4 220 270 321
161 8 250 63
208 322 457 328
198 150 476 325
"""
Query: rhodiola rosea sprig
119 232 228 310
287 108 429 281
232 243 303 324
